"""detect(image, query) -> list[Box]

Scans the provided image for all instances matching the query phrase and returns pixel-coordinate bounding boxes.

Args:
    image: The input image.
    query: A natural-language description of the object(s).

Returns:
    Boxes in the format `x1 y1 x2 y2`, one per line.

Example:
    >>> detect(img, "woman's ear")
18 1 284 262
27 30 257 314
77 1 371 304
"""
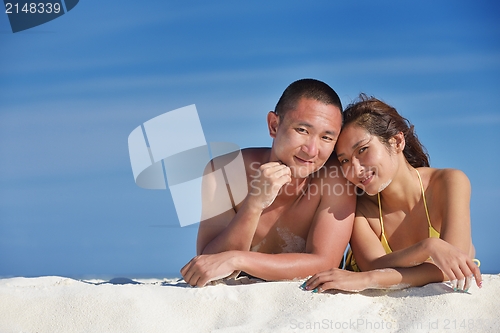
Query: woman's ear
267 111 280 138
391 132 405 153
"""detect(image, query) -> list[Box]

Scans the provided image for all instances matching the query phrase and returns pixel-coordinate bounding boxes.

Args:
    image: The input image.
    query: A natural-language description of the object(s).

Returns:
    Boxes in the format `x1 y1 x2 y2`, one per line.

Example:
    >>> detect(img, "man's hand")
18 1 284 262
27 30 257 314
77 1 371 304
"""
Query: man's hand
181 251 239 287
248 162 291 210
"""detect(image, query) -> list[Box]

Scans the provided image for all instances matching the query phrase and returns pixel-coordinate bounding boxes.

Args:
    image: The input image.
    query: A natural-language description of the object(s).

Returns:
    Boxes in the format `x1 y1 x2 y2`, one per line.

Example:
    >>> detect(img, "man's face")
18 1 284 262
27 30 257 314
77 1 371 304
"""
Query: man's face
269 97 342 178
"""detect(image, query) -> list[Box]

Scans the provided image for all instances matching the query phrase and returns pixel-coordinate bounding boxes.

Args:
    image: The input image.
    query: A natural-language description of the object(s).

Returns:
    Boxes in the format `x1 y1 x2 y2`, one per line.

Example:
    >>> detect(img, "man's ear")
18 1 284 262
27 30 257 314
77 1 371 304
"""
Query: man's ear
267 111 280 138
389 132 405 153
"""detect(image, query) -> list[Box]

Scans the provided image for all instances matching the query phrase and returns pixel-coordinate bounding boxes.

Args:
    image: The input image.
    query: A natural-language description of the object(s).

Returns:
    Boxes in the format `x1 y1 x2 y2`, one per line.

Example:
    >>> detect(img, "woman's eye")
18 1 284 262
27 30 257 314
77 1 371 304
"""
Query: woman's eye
339 159 348 165
359 147 367 154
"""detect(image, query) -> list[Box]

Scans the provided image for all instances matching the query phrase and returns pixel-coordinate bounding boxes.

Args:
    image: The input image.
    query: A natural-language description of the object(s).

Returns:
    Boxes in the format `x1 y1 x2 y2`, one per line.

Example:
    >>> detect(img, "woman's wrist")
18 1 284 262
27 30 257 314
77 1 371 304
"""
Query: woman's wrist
365 270 382 289
366 268 408 290
421 237 439 261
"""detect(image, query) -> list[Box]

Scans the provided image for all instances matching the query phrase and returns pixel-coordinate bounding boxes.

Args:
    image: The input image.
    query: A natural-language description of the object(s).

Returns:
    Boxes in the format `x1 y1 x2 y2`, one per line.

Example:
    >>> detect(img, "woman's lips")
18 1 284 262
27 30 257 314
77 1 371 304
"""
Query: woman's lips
359 172 374 186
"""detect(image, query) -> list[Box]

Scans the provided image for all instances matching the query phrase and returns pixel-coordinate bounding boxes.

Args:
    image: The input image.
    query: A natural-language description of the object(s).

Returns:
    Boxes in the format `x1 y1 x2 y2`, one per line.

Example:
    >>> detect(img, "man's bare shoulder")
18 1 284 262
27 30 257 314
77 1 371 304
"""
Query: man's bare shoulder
239 148 270 173
204 147 267 172
203 147 271 183
241 147 270 163
354 192 378 219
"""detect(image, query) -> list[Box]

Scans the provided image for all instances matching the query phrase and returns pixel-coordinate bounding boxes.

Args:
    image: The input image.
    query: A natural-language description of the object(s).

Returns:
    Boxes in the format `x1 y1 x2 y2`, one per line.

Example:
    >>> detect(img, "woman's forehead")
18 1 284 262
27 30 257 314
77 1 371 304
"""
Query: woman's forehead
336 125 373 154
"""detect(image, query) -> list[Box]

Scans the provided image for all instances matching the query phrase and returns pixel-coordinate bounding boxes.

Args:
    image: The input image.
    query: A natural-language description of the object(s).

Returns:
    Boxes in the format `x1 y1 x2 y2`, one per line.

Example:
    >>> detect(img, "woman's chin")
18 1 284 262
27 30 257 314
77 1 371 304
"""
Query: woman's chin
364 189 378 196
354 185 375 196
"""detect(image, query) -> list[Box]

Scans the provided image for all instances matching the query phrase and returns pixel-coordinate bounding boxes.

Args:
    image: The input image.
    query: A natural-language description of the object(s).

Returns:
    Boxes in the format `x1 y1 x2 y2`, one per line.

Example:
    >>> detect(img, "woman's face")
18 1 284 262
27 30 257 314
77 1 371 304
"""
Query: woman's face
335 124 399 195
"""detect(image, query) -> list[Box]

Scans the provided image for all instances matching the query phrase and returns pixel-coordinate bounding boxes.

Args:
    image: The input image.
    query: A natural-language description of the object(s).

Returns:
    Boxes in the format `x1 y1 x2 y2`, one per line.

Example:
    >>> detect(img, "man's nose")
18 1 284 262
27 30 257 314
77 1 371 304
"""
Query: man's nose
302 137 318 157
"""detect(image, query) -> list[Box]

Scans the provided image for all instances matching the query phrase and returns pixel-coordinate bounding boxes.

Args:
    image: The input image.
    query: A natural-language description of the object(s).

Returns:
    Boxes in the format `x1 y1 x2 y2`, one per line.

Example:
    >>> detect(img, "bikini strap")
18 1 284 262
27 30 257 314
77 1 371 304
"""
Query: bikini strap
415 169 432 229
377 192 385 234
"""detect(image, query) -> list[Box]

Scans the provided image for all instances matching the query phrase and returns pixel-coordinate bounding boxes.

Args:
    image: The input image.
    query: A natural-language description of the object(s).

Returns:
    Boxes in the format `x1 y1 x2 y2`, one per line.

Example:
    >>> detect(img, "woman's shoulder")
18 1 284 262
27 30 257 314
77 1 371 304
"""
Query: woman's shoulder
419 167 471 192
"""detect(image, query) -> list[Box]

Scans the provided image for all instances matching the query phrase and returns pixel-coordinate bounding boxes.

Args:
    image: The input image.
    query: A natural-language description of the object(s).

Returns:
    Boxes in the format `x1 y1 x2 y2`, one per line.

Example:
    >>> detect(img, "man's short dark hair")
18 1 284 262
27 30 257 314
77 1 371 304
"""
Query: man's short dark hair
274 79 343 119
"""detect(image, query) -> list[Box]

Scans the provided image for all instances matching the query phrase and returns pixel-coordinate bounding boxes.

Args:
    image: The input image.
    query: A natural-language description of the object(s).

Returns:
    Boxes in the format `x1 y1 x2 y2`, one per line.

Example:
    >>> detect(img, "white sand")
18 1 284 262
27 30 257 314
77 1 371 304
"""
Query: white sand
1 274 499 333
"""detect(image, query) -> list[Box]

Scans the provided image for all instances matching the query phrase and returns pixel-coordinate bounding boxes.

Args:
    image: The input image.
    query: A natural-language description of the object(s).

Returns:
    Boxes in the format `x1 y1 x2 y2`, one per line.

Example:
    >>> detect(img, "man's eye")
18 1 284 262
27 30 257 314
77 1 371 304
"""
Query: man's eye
339 159 348 165
322 136 334 141
359 147 368 154
296 128 307 133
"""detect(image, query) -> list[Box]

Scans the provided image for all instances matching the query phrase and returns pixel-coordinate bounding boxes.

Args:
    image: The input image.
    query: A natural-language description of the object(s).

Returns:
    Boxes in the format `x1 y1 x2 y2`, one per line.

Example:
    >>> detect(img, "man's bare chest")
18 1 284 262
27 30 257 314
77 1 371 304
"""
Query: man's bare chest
250 196 319 254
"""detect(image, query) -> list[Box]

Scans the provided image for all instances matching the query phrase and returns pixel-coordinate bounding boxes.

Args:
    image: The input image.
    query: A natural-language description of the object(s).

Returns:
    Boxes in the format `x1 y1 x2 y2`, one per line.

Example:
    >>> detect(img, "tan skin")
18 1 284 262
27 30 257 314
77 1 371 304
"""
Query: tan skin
304 124 482 293
181 98 356 287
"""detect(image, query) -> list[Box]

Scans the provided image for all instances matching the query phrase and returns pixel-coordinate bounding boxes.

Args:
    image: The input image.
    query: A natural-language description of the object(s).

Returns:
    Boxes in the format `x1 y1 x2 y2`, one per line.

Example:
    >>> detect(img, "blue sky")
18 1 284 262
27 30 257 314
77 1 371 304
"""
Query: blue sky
1 0 499 278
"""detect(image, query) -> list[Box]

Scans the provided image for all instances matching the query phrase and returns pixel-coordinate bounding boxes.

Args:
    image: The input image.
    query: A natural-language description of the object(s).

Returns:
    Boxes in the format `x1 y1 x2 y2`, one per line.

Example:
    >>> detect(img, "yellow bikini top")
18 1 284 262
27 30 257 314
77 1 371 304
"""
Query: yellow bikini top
378 168 440 254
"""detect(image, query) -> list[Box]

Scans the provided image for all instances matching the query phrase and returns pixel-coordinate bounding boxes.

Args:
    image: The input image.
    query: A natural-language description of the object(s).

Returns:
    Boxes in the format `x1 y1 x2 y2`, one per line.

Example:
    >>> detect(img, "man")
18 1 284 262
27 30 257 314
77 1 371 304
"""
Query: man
181 79 355 286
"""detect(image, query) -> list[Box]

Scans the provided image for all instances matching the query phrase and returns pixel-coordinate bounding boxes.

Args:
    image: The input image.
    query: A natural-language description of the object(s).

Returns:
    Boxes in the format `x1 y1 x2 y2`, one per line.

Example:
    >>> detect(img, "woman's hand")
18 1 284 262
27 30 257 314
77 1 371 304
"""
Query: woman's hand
425 238 482 291
302 268 372 293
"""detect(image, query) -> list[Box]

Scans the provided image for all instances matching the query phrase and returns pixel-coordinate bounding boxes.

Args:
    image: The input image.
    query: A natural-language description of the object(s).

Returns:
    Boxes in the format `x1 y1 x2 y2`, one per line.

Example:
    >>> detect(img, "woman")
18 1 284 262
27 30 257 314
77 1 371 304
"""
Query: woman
303 94 482 293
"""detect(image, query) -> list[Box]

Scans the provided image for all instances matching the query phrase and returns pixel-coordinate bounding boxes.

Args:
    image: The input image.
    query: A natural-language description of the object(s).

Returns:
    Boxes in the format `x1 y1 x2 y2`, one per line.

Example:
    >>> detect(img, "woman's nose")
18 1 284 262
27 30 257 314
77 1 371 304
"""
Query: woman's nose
352 158 364 177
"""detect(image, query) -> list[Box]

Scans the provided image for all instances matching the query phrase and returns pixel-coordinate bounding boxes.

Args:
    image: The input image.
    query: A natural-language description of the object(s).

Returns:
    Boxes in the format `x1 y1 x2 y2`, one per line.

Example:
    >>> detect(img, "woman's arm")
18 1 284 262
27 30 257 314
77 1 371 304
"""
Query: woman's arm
438 169 474 254
364 169 480 285
304 262 478 293
366 237 481 286
347 215 458 274
346 169 481 290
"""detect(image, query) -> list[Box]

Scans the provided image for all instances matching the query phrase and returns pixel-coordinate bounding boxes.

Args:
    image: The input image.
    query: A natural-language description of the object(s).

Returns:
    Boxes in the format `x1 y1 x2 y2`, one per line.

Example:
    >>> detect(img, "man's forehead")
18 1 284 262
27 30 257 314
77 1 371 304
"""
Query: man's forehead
285 100 341 117
283 103 341 128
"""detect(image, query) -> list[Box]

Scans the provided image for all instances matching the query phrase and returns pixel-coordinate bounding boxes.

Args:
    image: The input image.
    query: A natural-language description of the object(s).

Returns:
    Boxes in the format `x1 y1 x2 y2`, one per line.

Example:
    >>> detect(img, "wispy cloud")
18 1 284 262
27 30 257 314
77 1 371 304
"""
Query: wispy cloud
2 52 500 100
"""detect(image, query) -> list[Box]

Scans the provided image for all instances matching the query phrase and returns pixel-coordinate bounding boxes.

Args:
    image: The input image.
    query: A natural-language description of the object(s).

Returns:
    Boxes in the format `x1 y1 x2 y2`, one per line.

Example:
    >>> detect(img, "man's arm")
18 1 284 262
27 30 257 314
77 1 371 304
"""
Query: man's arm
182 170 356 286
197 152 291 255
